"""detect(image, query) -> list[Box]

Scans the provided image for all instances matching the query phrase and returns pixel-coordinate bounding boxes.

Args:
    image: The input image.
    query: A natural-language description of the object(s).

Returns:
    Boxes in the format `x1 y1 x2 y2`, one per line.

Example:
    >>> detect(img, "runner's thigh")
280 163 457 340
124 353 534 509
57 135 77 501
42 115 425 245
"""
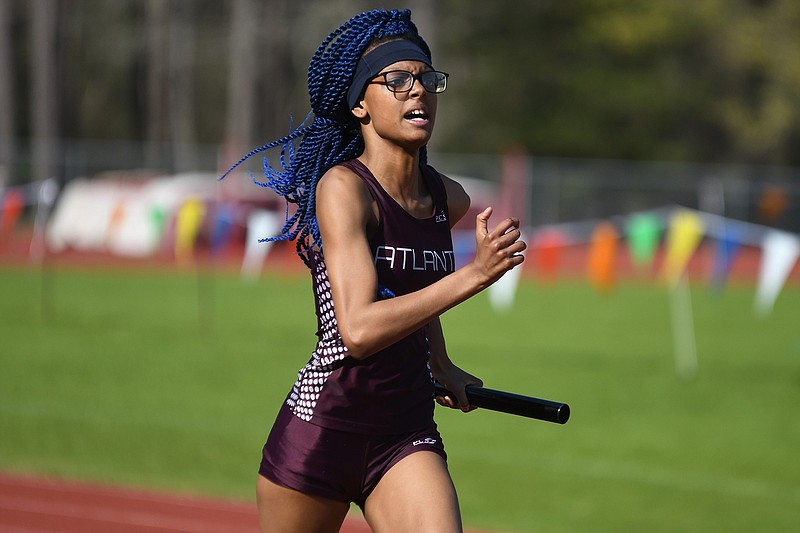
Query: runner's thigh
363 451 462 533
256 474 349 533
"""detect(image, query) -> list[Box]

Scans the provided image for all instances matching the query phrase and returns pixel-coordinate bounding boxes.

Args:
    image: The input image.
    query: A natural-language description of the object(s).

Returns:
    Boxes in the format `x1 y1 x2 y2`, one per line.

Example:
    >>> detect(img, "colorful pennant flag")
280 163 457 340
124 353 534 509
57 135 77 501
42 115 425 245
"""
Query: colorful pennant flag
626 213 661 270
241 209 282 280
709 225 743 291
662 210 704 287
0 188 25 243
106 200 128 244
754 230 800 316
174 197 206 264
587 221 618 294
150 205 167 248
531 228 567 282
210 203 236 256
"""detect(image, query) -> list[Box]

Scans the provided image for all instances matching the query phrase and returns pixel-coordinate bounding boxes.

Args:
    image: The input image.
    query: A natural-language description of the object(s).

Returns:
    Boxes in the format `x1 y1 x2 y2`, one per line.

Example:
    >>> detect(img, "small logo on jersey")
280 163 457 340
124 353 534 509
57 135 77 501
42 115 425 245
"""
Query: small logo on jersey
413 437 438 446
435 212 447 223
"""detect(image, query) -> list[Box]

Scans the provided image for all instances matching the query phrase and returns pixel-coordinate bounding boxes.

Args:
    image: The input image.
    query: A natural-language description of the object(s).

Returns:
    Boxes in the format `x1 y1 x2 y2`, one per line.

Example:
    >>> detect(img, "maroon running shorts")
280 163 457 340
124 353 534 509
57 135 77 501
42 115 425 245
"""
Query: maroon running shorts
259 404 447 508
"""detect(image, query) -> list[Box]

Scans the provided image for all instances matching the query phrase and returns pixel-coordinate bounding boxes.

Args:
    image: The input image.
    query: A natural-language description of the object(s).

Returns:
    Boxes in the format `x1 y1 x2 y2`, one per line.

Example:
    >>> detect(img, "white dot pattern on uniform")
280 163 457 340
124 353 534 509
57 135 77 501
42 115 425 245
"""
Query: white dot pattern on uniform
286 254 349 422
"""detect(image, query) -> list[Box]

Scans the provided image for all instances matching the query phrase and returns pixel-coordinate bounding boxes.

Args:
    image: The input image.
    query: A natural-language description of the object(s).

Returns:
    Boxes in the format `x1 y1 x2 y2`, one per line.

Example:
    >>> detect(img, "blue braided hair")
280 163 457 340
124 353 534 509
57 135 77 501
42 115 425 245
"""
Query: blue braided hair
220 9 433 268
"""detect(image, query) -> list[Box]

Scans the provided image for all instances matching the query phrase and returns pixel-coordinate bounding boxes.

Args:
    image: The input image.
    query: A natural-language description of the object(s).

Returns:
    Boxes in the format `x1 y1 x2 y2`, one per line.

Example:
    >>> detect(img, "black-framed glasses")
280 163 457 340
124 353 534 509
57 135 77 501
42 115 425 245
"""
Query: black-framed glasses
369 70 449 95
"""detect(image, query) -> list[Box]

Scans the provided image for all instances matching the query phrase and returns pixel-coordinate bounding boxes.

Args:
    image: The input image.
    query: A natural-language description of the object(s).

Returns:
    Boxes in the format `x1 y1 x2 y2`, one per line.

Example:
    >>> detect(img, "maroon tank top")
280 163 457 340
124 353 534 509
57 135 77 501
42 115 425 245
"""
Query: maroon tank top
284 158 455 434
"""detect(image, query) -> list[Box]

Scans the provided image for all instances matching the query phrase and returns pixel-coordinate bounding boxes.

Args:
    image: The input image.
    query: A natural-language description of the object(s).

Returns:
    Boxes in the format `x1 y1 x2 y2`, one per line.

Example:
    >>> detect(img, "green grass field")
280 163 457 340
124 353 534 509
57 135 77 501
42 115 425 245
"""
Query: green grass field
1 265 799 532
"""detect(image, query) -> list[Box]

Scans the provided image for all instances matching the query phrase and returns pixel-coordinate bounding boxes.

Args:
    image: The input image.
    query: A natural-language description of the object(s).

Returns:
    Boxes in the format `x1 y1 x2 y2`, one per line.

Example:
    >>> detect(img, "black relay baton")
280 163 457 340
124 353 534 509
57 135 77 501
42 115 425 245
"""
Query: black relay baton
434 382 570 425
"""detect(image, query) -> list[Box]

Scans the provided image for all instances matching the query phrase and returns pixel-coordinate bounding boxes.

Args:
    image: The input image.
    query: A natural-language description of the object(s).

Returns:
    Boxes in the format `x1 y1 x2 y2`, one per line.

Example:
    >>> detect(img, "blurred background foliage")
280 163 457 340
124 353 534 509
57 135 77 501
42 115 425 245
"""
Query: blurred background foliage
2 0 800 186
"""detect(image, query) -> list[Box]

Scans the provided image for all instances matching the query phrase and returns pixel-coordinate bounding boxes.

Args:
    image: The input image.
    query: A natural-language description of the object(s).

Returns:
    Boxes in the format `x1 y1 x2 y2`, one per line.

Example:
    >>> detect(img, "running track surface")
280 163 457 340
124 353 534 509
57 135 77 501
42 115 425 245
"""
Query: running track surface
0 472 371 533
0 472 494 532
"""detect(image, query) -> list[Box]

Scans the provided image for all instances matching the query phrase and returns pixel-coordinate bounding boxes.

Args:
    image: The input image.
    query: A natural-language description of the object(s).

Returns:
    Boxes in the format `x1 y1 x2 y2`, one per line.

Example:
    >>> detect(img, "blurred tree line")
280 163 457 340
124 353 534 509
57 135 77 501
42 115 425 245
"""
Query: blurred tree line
1 0 799 185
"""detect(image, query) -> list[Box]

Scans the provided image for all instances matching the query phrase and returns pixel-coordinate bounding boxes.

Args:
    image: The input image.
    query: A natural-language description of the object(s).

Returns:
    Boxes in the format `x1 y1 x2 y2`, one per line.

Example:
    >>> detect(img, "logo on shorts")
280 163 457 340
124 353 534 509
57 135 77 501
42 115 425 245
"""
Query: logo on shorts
413 437 438 446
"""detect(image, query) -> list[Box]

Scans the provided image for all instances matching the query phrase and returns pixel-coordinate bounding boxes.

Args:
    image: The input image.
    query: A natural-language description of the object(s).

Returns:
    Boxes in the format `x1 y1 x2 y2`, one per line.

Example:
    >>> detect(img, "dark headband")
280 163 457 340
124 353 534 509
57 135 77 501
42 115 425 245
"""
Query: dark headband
346 40 432 109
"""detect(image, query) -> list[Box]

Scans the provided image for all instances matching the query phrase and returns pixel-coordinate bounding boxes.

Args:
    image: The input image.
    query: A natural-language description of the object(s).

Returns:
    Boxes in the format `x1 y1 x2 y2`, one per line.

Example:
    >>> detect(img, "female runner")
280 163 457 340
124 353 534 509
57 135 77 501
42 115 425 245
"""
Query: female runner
224 9 526 532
